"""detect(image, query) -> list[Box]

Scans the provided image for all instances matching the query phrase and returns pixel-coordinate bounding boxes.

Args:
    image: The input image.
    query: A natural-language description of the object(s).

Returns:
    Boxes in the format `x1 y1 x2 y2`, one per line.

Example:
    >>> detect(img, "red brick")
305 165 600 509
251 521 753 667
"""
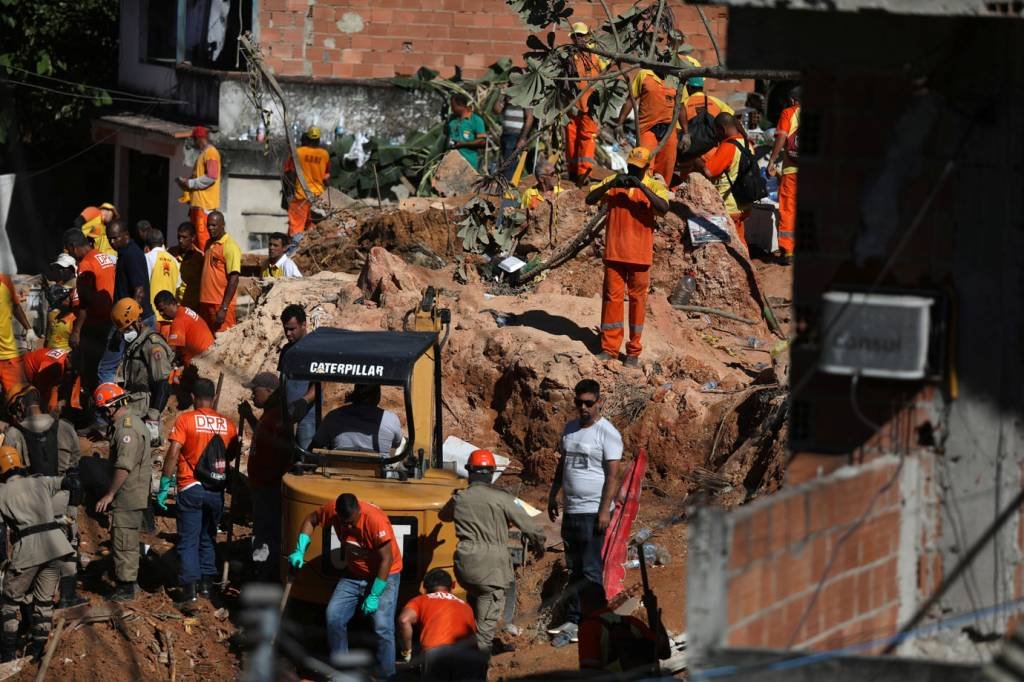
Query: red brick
777 550 813 601
285 0 307 11
278 58 305 76
307 46 325 62
730 518 751 571
728 567 762 624
348 63 376 78
311 4 334 20
370 63 394 78
311 60 332 77
332 62 356 78
260 28 283 45
281 27 304 44
748 503 770 562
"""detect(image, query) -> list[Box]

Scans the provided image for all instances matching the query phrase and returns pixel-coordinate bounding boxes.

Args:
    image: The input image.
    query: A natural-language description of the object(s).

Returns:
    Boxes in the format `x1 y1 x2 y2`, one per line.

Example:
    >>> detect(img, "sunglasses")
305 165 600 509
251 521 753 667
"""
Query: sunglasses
574 398 597 407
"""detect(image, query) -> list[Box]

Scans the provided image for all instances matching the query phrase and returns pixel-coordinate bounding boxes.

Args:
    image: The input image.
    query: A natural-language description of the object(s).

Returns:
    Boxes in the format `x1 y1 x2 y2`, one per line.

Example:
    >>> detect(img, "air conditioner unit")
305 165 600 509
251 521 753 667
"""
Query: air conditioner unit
819 291 936 380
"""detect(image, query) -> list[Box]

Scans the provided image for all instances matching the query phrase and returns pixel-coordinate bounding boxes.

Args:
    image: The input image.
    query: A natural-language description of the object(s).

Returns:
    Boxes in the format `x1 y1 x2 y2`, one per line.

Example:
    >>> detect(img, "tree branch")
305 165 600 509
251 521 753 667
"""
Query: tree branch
647 0 666 62
582 46 799 80
593 0 641 140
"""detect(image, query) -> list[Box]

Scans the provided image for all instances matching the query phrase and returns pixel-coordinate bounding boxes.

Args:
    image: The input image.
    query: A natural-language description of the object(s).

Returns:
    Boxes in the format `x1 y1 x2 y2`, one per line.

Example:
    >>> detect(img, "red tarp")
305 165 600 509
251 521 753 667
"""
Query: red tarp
601 447 647 602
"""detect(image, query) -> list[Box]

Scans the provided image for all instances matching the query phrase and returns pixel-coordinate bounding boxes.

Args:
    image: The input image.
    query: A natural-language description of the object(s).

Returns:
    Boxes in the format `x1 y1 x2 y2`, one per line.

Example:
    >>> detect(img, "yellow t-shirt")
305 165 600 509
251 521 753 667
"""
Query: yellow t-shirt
150 249 181 322
0 276 20 361
520 185 567 210
45 310 75 351
80 215 116 256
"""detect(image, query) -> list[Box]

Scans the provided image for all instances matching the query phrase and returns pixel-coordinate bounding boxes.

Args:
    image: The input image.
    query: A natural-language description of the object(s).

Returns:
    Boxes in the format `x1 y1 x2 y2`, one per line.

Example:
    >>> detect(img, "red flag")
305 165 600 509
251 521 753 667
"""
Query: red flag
601 447 647 602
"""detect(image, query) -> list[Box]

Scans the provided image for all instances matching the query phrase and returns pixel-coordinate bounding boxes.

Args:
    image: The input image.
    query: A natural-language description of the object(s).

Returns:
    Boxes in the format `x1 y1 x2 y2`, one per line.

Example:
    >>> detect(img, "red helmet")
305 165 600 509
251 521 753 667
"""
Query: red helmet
93 383 128 409
467 449 497 471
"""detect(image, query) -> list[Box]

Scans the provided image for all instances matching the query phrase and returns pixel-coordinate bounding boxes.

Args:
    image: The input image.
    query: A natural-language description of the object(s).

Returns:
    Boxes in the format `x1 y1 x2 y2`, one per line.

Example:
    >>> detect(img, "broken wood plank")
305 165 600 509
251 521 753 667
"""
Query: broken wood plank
34 617 66 682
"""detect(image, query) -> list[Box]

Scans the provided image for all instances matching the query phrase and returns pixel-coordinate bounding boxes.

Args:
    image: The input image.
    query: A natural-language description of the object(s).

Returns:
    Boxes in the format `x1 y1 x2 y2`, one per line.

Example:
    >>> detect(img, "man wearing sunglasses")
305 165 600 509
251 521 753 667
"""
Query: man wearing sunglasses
546 379 623 646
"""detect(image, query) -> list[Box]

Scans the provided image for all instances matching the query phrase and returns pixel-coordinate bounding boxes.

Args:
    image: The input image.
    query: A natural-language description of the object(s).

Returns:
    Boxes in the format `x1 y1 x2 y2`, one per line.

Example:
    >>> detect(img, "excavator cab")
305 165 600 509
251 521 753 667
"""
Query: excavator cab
278 288 462 604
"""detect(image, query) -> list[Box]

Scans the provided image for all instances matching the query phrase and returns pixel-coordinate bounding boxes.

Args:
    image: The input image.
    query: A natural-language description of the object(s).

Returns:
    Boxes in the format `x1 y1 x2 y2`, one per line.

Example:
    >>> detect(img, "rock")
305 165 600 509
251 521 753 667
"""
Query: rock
325 186 358 208
431 150 480 197
357 246 426 307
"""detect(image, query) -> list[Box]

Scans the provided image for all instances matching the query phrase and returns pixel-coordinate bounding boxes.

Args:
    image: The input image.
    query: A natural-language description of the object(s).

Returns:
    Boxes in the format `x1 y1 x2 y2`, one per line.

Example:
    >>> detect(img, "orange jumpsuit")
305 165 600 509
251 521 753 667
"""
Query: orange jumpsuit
632 70 678 185
597 174 670 358
22 348 70 413
566 52 605 181
284 145 330 236
776 105 800 254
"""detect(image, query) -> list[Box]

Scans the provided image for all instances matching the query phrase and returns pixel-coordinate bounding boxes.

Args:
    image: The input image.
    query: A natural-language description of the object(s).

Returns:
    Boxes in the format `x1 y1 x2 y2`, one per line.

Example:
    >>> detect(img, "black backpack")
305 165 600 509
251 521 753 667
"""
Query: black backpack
188 434 228 492
685 97 718 157
724 139 768 205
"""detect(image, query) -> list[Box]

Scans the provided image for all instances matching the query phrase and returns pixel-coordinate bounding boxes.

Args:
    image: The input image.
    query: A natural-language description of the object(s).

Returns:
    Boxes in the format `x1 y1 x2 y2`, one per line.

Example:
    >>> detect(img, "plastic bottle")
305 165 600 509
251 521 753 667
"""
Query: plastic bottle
335 113 346 139
668 271 697 306
256 121 266 143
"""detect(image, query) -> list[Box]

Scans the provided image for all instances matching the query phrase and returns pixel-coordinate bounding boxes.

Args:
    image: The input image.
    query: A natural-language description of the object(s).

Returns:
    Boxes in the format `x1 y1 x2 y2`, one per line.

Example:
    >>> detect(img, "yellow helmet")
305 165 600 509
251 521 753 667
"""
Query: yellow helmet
0 447 23 476
306 126 321 141
570 21 590 37
111 297 142 331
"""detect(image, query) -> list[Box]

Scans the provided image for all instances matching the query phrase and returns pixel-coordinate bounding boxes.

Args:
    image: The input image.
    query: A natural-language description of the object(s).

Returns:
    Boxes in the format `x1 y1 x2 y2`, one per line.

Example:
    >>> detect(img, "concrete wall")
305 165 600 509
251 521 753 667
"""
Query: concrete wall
221 176 287 249
217 78 445 140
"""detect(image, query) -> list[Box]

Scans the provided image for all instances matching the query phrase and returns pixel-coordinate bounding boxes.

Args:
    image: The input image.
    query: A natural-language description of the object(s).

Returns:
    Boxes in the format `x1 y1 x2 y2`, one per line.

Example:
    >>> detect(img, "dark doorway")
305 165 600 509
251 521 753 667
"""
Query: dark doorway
127 150 169 237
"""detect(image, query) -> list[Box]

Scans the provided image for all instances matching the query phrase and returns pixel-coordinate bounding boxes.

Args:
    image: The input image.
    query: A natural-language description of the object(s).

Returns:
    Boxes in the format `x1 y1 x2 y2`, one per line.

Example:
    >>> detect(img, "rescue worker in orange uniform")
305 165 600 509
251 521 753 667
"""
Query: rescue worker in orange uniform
566 22 608 186
175 126 221 251
700 113 754 244
153 291 215 367
20 348 71 414
616 68 682 186
198 211 241 333
585 147 670 367
0 274 34 398
767 86 800 262
283 127 331 242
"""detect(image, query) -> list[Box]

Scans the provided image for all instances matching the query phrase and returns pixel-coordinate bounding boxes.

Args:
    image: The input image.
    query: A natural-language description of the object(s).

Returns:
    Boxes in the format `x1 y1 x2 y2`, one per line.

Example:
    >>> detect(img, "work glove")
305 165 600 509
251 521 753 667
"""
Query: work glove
61 468 82 507
155 475 175 511
361 577 389 615
24 329 39 345
288 532 311 569
400 650 412 664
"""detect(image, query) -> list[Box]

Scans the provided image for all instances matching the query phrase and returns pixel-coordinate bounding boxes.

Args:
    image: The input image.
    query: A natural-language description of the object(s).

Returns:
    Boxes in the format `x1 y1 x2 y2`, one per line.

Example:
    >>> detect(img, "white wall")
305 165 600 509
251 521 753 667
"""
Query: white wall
222 176 286 250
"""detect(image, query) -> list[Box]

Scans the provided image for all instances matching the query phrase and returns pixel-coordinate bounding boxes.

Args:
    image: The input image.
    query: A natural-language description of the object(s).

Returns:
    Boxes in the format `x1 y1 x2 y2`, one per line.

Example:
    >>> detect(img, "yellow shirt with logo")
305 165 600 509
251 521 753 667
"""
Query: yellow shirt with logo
150 249 181 322
80 215 116 256
0 277 20 361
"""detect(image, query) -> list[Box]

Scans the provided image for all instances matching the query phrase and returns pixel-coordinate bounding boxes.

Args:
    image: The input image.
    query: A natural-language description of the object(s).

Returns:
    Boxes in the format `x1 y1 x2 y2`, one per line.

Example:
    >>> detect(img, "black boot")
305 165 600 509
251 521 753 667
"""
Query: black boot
57 577 88 610
0 631 16 663
109 581 137 602
197 577 211 599
175 583 197 610
26 636 46 661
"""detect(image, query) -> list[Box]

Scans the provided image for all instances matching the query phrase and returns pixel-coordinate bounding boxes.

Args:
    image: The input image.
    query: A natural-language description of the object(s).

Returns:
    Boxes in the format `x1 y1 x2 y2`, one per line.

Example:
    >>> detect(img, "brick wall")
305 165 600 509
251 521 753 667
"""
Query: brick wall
688 455 921 662
257 1 739 93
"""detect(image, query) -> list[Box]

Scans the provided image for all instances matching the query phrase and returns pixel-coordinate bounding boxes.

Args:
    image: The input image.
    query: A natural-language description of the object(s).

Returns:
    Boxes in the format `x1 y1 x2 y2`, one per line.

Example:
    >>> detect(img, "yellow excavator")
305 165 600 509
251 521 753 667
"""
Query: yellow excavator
278 288 463 605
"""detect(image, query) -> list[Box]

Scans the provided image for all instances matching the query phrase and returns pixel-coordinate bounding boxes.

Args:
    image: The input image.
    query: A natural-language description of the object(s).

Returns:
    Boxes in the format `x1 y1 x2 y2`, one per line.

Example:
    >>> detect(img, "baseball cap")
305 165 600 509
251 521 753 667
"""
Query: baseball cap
570 21 590 36
51 253 77 269
627 146 653 169
192 125 209 139
306 126 321 141
244 371 280 390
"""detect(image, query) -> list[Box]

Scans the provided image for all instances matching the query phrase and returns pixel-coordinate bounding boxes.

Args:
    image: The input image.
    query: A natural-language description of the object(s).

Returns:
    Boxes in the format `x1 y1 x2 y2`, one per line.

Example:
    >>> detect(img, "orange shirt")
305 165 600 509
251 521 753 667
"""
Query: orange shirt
315 500 403 580
631 70 677 134
777 104 800 175
199 233 242 306
284 146 331 201
75 249 117 325
404 591 476 650
165 306 214 365
573 51 606 112
702 134 749 213
22 347 69 380
683 93 732 121
168 408 238 491
594 174 671 266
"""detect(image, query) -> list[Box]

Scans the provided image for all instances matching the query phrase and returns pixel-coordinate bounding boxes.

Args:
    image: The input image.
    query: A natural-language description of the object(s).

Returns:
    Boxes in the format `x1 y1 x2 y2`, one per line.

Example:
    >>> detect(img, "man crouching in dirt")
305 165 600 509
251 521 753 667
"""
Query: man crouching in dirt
0 445 80 661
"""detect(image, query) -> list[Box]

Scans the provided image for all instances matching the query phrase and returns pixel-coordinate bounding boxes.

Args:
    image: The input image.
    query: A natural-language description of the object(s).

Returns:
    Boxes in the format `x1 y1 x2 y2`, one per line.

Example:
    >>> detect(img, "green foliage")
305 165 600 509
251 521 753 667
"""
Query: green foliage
0 0 118 144
506 0 574 29
456 197 524 255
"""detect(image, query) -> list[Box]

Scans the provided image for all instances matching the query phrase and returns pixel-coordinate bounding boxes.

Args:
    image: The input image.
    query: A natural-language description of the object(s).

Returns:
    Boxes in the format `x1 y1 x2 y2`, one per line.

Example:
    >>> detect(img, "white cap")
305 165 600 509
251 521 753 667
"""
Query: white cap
52 253 77 270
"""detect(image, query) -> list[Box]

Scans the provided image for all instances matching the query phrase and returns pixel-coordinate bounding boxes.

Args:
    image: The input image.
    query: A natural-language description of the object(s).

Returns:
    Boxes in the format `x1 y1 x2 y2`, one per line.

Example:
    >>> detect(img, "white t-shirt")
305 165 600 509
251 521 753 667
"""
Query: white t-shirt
559 417 623 514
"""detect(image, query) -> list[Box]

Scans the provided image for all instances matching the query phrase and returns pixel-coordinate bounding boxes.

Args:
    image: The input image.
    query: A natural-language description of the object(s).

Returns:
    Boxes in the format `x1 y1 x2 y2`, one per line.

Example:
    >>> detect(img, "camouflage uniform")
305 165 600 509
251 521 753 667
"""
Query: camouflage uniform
120 328 173 427
0 476 74 660
108 413 152 585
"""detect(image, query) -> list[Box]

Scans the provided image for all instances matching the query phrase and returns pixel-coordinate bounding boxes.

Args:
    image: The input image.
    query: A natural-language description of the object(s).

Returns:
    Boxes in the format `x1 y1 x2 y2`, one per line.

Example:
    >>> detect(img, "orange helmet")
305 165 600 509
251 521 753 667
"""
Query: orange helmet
93 382 128 410
467 449 497 471
111 297 142 331
0 447 23 476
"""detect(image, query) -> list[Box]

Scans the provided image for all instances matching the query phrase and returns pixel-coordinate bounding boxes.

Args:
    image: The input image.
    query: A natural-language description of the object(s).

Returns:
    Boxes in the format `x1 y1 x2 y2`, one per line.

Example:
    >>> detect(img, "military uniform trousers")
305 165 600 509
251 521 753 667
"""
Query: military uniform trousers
112 509 143 583
2 558 62 645
465 583 505 654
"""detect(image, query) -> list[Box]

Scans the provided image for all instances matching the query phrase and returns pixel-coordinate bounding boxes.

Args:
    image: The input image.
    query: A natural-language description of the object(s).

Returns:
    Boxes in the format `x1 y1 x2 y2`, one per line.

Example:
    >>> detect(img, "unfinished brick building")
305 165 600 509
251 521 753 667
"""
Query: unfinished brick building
687 1 1024 678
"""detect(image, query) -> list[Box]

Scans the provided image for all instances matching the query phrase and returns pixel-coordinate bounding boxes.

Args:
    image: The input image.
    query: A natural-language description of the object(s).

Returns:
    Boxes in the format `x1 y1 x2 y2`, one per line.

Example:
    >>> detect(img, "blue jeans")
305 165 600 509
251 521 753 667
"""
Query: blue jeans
97 314 156 384
176 484 223 585
326 572 400 678
296 415 315 451
561 512 605 624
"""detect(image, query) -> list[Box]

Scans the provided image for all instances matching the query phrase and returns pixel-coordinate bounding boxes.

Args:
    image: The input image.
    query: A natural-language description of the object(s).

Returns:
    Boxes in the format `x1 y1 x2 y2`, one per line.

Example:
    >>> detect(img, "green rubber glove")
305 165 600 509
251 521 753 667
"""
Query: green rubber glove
361 577 389 615
288 533 311 569
155 475 175 510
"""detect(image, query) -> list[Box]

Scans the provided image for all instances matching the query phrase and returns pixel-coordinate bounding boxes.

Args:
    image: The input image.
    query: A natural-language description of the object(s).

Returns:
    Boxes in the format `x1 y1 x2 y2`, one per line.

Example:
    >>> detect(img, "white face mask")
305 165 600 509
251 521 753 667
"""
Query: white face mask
122 329 139 344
